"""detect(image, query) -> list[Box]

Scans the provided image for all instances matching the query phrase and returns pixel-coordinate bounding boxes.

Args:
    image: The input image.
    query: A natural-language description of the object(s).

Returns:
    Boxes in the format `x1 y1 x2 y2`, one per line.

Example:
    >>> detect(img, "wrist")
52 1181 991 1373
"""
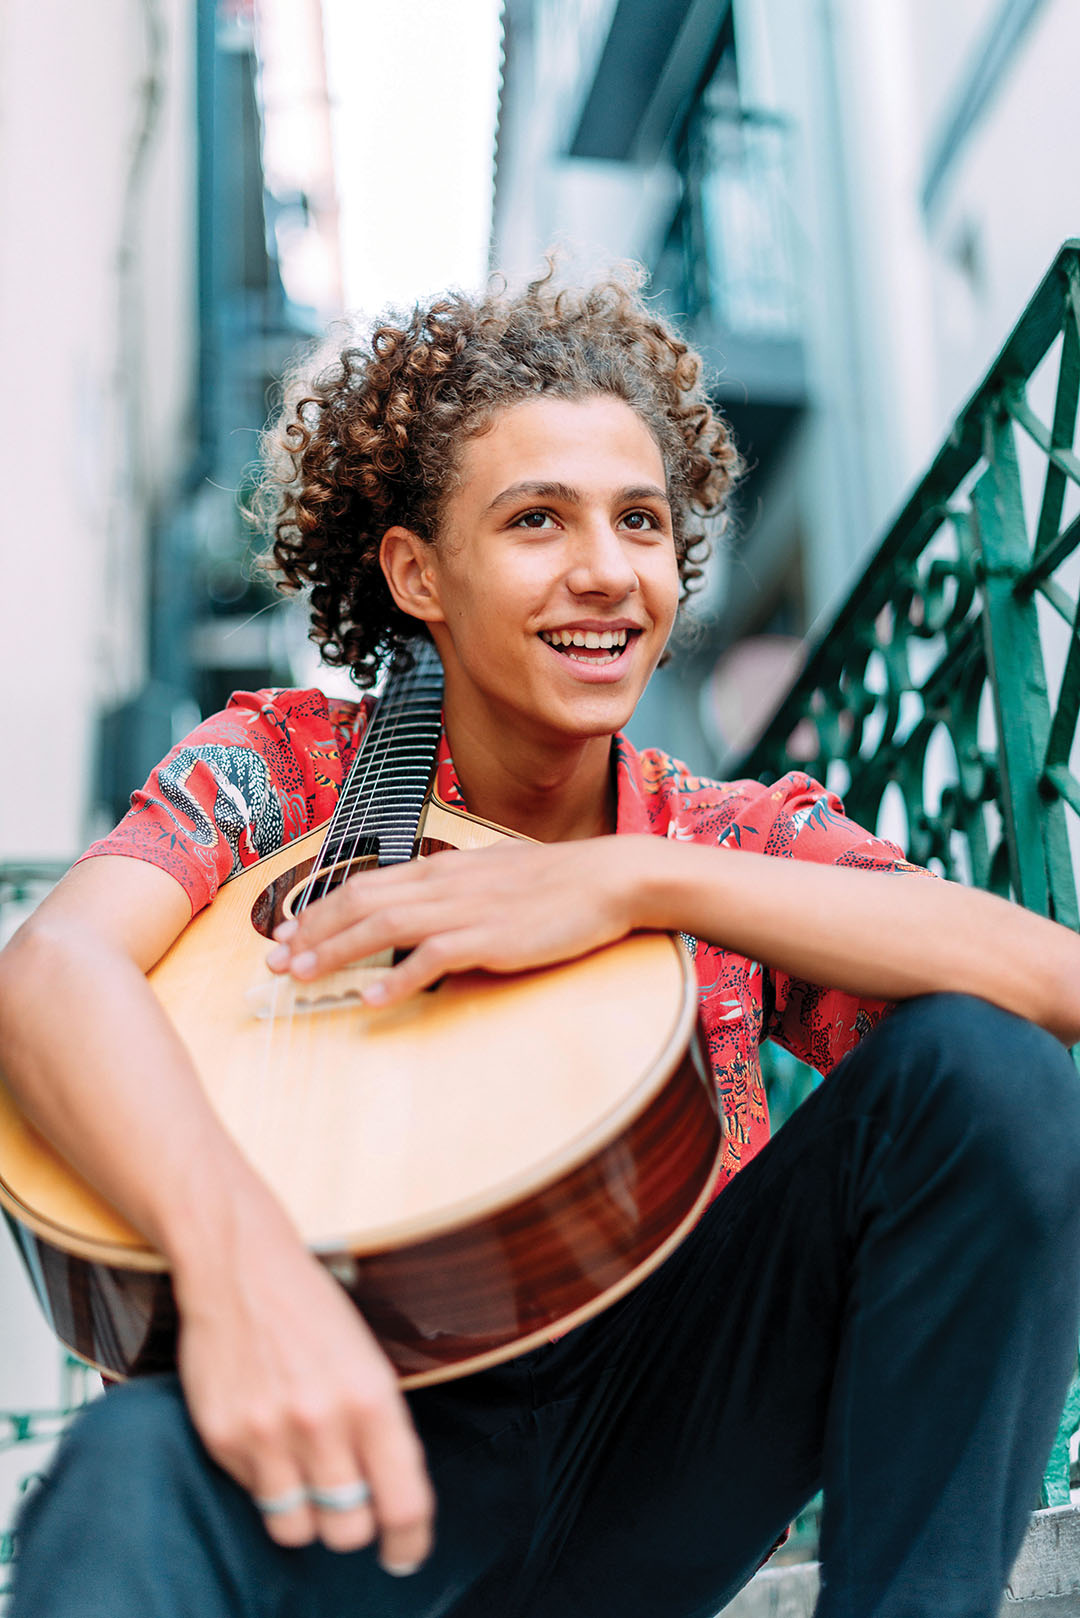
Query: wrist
165 1163 304 1308
618 835 707 934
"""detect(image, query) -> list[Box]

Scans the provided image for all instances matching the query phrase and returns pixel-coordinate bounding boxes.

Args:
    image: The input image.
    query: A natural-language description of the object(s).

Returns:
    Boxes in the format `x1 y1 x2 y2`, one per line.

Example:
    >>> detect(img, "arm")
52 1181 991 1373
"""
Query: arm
0 856 433 1566
268 835 1080 1047
633 839 1080 1047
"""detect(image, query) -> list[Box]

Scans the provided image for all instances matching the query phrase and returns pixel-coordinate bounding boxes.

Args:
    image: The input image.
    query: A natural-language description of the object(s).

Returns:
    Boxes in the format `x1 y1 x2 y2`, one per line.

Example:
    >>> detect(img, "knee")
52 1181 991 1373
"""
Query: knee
12 1376 215 1588
49 1374 204 1499
872 993 1080 1234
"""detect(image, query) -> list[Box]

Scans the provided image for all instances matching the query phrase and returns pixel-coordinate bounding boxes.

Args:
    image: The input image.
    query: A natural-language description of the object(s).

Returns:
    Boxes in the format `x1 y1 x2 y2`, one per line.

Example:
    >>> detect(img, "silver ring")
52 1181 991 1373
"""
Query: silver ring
308 1479 372 1513
254 1486 308 1517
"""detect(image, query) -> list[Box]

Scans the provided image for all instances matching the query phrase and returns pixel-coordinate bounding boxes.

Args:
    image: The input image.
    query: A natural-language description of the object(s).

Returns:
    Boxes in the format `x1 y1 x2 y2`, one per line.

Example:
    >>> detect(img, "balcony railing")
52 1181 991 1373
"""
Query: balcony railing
656 106 801 343
735 240 1080 1506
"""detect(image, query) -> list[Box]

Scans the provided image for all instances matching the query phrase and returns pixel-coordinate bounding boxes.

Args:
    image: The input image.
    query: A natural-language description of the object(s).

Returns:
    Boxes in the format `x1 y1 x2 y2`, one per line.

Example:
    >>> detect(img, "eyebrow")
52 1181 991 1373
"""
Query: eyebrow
482 480 671 517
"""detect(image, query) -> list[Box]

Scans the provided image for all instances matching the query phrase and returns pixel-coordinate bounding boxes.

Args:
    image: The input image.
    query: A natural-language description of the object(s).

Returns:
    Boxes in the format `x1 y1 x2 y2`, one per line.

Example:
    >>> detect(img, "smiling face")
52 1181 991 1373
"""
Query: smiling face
382 394 681 755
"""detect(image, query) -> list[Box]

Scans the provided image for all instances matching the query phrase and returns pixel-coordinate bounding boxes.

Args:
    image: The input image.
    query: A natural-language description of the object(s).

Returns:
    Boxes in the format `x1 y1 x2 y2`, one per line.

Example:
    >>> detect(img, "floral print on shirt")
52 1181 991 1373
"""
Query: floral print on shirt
81 687 933 1190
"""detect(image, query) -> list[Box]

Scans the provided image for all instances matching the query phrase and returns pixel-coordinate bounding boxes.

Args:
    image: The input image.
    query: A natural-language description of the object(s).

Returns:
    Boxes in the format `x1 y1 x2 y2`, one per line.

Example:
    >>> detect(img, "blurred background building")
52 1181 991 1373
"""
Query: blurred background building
0 0 336 867
2 0 1079 1587
493 0 1080 769
4 0 1077 863
0 0 343 1552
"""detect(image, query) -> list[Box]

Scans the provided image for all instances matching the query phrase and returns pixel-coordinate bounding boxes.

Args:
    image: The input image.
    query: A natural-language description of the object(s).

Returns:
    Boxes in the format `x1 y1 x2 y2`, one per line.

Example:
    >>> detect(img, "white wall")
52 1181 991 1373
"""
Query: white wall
918 0 1080 424
734 0 1078 627
0 0 198 1577
0 0 197 861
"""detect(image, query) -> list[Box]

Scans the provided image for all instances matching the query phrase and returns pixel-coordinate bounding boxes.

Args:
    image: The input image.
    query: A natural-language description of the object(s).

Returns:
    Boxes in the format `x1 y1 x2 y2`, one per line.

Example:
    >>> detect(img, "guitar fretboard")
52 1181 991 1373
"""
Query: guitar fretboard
312 642 444 879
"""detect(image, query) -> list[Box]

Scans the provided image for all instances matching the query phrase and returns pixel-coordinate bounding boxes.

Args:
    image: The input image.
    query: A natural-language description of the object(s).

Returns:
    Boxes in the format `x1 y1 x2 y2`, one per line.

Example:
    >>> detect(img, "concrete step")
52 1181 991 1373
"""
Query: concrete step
717 1504 1080 1616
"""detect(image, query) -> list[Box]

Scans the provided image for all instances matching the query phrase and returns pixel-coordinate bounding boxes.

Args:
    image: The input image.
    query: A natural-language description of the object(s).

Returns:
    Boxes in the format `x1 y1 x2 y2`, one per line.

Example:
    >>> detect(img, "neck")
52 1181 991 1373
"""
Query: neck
444 705 617 843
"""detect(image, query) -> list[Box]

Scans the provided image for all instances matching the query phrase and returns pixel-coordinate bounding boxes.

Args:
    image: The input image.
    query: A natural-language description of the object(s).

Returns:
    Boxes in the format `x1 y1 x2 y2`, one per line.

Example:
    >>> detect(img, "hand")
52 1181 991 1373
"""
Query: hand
265 836 653 1007
174 1215 435 1566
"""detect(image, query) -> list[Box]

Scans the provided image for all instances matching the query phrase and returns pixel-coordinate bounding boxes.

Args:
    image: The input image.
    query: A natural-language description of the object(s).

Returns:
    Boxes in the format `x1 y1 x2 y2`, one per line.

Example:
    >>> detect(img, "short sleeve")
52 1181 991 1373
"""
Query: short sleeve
750 772 938 1077
77 688 369 916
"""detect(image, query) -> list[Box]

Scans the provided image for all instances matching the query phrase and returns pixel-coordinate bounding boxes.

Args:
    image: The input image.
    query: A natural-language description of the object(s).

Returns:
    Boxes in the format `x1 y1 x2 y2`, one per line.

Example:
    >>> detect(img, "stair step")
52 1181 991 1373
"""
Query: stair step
717 1505 1080 1615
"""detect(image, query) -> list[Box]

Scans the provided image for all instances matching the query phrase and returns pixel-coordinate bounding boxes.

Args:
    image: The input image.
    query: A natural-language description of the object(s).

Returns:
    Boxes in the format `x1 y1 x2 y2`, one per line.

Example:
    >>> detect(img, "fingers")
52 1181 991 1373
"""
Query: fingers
271 901 461 983
266 858 469 979
348 1397 436 1574
250 1466 319 1548
289 1388 433 1564
252 1443 377 1555
232 1402 433 1564
279 918 484 1006
262 837 636 996
266 848 496 988
184 1311 435 1565
284 853 467 951
361 932 482 1007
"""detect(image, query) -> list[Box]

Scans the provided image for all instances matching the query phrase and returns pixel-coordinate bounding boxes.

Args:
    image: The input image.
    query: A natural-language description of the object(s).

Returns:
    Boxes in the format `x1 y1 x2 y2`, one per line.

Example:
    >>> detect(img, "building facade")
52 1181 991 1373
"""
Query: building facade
492 0 1080 770
0 0 343 1574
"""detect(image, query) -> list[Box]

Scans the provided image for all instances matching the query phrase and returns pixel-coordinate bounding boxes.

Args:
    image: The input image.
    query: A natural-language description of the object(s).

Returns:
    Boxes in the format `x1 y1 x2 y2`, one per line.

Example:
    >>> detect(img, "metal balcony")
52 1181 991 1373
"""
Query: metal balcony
654 106 806 481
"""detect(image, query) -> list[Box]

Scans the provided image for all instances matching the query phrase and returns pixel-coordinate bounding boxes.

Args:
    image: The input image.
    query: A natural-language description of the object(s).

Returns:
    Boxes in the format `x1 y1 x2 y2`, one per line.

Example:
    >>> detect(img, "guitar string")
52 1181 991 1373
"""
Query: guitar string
294 650 438 925
317 650 441 882
259 662 420 1222
302 658 421 905
258 650 443 1219
323 656 441 906
268 655 430 1079
283 649 443 1236
275 657 426 1096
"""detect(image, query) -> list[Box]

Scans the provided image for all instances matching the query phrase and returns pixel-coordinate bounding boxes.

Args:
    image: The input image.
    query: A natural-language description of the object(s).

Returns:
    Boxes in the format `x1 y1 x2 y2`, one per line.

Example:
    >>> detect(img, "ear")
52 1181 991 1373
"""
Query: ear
379 526 446 625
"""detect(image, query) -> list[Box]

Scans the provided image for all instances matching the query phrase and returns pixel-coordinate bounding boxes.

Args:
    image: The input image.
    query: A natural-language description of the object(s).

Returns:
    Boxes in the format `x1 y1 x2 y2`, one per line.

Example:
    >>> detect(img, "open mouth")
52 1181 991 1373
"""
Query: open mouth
538 627 638 664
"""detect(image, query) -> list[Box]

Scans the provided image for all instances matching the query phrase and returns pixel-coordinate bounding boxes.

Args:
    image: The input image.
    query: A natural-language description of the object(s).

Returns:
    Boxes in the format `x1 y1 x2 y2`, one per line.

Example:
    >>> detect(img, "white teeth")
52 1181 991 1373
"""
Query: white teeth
540 627 634 660
539 627 632 653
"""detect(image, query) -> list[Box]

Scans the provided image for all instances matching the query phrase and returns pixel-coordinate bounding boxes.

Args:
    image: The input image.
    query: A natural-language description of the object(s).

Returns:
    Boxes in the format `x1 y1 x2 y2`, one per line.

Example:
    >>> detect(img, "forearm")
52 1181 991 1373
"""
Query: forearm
631 838 1080 1046
0 921 297 1289
0 914 435 1561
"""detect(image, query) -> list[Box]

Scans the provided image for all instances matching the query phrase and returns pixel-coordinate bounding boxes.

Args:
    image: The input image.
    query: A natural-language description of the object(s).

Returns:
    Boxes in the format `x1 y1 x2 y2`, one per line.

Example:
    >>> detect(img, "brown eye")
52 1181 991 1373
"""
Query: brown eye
514 510 556 529
622 510 657 530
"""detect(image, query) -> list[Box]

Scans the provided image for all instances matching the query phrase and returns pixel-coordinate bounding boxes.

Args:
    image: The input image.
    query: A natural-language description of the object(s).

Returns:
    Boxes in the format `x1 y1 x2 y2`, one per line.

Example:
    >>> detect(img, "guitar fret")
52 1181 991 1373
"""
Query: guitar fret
306 642 444 885
340 773 435 789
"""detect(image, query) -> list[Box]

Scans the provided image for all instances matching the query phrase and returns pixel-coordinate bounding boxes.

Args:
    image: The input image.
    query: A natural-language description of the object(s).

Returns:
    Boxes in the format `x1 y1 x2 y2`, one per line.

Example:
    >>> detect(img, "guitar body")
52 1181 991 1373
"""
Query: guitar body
0 793 724 1388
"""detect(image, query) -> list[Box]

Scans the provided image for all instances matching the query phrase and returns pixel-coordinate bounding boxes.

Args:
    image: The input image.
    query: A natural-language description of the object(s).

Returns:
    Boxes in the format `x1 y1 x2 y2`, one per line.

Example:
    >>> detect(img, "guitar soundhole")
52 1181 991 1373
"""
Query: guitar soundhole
249 839 382 938
287 845 382 920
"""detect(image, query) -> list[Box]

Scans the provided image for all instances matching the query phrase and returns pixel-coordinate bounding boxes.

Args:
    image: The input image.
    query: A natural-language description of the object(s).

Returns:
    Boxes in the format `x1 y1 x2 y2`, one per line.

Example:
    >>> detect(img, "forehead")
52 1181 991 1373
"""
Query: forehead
456 395 667 500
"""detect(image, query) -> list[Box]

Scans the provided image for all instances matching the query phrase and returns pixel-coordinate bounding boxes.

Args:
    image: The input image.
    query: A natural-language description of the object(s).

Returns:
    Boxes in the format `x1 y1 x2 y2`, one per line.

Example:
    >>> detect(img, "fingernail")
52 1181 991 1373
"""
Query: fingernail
363 980 388 1004
380 1559 422 1577
273 921 298 942
266 945 290 970
290 952 318 977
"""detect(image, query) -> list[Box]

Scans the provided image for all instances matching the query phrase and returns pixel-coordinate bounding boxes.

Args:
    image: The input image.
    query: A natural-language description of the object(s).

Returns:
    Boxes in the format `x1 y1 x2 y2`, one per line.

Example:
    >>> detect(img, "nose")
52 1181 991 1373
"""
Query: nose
565 516 639 600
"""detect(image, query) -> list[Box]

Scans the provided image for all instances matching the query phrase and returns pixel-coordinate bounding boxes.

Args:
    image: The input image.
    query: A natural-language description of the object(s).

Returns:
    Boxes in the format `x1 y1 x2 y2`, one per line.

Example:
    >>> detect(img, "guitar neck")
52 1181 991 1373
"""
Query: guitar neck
318 641 445 874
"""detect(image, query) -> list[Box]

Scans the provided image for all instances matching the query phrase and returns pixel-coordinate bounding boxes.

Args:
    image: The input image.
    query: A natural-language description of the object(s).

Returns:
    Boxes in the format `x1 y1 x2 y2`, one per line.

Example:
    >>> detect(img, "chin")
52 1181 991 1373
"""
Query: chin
549 692 640 739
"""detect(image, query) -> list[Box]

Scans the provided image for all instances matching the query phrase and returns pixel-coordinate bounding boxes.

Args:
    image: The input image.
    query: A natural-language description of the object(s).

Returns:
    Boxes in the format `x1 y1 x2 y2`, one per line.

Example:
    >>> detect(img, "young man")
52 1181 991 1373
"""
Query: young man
4 271 1080 1618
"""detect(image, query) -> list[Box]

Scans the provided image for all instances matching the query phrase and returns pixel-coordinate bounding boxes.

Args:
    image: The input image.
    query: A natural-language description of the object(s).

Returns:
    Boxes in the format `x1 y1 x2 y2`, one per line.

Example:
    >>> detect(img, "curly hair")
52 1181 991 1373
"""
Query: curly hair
254 263 741 687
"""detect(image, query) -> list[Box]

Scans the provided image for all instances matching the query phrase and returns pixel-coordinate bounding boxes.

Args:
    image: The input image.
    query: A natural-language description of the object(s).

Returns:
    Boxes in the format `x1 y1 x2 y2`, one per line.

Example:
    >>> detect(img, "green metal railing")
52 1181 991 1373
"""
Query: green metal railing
0 1360 95 1598
738 240 1080 1506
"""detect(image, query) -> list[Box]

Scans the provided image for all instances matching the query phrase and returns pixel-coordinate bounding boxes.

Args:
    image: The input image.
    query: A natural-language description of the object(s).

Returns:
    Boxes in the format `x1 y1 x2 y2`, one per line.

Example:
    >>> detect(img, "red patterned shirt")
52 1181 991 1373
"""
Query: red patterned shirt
81 687 932 1181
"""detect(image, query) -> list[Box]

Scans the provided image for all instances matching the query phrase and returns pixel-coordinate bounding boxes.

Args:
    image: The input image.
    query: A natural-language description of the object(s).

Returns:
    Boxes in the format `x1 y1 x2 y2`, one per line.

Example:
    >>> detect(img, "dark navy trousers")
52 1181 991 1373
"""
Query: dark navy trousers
12 994 1080 1617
